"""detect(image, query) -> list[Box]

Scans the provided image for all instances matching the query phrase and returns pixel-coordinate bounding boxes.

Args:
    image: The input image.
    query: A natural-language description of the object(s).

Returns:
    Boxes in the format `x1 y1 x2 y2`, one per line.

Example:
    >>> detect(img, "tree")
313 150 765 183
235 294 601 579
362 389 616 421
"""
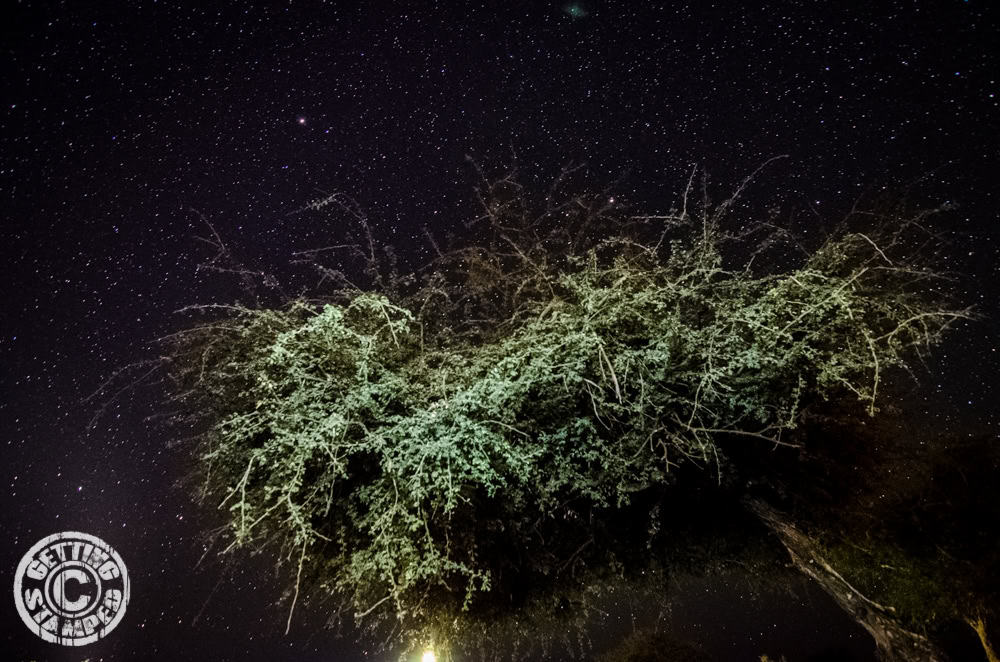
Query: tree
89 157 976 659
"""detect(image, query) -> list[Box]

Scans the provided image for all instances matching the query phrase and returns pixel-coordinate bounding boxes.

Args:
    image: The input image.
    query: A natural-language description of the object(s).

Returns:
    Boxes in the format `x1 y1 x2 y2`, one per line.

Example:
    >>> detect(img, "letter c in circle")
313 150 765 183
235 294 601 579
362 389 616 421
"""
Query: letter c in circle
52 568 91 612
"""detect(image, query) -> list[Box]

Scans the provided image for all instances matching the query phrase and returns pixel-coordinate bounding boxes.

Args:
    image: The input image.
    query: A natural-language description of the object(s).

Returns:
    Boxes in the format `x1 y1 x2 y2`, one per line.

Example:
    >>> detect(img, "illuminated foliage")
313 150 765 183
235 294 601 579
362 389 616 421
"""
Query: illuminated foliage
153 160 971 656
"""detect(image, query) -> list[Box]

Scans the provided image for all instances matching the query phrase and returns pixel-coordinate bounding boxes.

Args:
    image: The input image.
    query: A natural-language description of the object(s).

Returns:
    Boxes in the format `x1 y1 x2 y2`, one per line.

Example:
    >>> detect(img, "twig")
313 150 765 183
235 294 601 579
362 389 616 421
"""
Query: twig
285 538 308 635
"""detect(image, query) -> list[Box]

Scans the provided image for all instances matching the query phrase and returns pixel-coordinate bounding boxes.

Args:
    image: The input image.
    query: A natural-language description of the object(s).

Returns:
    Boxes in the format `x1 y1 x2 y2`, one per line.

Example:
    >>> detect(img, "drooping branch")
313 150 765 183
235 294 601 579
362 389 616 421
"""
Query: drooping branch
746 499 949 662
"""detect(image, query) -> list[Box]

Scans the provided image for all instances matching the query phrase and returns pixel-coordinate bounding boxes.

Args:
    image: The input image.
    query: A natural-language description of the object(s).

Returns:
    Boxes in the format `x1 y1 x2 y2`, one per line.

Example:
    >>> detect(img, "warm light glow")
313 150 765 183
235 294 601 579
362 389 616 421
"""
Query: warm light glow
421 651 437 662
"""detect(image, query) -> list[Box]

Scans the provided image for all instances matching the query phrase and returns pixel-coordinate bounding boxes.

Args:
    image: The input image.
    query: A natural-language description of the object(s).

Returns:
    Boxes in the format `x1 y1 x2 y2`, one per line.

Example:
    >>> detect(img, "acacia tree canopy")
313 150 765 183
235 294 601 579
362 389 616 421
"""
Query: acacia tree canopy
147 161 972 658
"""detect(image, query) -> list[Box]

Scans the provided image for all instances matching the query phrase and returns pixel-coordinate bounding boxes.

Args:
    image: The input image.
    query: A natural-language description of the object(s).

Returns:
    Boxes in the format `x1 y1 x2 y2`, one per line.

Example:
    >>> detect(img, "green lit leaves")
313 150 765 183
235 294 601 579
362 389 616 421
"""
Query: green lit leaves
163 168 972 656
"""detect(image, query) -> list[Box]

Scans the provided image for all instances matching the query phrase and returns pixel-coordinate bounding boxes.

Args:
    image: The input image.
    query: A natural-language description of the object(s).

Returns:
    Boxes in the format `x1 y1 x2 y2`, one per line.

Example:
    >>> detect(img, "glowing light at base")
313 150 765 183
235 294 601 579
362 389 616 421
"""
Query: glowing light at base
421 651 437 662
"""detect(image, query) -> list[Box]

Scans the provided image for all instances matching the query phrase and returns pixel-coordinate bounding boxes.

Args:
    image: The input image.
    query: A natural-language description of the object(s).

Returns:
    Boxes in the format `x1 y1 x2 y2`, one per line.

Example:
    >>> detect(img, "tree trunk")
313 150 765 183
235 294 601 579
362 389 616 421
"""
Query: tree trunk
745 498 949 662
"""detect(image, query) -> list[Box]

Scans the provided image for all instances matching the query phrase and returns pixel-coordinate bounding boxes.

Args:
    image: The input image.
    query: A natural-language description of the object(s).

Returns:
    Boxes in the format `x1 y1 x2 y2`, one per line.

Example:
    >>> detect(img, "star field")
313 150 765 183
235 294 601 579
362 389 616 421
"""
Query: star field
1 2 997 660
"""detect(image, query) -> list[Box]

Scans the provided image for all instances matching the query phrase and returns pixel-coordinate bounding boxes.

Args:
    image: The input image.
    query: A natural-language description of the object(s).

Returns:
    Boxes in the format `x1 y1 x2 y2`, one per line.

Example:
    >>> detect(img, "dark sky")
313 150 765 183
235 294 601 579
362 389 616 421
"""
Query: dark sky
1 1 997 660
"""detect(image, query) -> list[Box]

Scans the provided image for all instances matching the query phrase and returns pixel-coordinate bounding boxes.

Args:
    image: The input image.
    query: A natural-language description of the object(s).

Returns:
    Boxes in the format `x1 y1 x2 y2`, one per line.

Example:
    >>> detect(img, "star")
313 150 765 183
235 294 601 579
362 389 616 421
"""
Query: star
297 116 307 125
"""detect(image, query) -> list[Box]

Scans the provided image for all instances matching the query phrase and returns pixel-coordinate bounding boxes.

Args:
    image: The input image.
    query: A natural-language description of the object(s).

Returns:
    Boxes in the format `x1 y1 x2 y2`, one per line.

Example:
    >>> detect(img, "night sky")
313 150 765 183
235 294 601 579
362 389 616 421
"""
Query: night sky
2 2 998 660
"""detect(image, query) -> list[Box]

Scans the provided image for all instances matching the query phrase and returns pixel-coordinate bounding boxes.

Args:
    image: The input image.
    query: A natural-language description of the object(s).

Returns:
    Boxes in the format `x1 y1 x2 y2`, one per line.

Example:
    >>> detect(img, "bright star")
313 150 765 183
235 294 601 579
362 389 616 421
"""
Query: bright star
297 117 307 125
